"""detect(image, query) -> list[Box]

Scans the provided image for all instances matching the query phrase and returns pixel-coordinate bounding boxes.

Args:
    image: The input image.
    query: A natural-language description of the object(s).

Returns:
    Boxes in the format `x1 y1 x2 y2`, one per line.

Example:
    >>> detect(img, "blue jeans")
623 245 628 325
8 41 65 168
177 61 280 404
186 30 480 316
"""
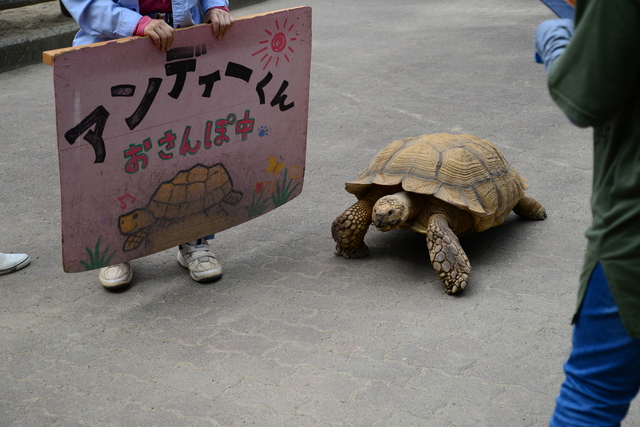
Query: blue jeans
550 263 640 426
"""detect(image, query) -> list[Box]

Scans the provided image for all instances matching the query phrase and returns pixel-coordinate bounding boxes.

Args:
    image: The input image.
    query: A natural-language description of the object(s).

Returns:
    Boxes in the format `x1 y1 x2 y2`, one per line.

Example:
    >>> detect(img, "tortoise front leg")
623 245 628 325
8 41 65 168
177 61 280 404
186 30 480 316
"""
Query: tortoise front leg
426 214 471 294
123 229 150 251
332 199 373 259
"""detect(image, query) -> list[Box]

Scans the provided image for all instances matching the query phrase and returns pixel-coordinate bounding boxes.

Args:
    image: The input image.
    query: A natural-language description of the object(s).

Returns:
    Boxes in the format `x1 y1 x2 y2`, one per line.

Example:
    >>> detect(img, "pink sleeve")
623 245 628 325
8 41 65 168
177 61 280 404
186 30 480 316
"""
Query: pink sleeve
134 16 153 36
205 6 230 13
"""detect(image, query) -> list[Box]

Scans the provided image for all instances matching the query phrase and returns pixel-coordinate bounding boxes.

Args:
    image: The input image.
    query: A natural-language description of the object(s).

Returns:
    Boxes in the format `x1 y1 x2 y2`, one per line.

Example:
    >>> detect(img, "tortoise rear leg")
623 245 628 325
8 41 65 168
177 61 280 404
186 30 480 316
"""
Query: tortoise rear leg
513 195 547 220
426 214 471 294
222 190 243 206
332 200 373 259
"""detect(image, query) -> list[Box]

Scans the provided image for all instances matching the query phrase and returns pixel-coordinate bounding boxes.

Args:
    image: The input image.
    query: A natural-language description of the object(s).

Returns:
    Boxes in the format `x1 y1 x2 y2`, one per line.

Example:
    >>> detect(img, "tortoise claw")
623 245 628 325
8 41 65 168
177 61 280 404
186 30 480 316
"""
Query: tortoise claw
335 243 370 259
332 200 373 260
444 274 469 294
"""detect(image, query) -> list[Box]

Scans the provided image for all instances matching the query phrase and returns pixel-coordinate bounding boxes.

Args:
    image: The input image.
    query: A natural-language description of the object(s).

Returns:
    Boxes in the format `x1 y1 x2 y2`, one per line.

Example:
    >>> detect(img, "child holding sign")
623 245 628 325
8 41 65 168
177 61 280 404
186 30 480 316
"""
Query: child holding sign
62 0 234 289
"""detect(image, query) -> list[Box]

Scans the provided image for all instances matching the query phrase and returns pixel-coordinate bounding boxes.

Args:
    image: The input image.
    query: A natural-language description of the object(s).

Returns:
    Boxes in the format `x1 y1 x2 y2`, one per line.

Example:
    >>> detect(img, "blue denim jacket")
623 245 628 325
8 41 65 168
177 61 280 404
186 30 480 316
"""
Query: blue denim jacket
62 0 228 46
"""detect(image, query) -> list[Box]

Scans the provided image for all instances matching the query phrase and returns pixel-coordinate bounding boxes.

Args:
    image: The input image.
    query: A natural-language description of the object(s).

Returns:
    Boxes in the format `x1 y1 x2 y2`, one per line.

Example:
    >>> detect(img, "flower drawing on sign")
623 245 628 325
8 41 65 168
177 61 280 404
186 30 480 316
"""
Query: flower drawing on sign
245 181 270 219
264 181 276 195
252 19 297 71
288 166 301 180
245 156 301 218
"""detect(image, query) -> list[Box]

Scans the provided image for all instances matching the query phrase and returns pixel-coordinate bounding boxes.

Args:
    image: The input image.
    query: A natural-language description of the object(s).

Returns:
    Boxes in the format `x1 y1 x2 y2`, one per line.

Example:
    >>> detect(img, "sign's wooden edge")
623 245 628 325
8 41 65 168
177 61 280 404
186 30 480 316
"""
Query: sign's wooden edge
42 6 310 66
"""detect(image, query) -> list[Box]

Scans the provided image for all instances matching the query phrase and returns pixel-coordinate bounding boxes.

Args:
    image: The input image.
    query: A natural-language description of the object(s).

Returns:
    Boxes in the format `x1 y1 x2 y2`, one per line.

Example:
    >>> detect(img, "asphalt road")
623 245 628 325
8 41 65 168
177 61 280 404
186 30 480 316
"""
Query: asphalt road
1 0 639 425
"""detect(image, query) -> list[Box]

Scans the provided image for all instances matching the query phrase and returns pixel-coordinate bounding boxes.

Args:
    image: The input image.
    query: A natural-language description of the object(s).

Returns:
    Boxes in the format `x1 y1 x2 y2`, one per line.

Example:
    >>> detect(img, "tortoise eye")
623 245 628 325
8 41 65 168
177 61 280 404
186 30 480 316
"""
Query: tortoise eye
388 210 394 216
133 213 139 219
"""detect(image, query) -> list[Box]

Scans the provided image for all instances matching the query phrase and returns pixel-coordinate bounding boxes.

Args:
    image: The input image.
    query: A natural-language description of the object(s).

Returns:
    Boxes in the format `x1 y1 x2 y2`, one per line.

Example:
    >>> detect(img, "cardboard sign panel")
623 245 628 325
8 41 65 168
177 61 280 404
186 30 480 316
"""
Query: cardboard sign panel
45 7 312 272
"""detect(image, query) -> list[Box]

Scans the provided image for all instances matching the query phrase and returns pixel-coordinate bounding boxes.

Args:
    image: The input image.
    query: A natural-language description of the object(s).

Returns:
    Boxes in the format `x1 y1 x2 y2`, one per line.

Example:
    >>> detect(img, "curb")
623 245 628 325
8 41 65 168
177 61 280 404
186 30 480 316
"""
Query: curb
0 22 77 73
0 0 266 73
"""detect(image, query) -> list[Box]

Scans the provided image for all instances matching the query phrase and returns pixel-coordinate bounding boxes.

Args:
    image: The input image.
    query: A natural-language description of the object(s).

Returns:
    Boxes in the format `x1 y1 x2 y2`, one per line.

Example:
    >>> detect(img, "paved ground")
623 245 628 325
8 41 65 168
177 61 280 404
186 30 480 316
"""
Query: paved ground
2 0 639 425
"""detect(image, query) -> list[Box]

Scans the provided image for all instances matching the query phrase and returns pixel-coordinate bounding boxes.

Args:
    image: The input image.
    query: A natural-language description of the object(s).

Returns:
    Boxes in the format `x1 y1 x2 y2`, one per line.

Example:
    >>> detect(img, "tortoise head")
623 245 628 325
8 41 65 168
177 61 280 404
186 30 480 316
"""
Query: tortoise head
119 209 154 234
372 192 413 231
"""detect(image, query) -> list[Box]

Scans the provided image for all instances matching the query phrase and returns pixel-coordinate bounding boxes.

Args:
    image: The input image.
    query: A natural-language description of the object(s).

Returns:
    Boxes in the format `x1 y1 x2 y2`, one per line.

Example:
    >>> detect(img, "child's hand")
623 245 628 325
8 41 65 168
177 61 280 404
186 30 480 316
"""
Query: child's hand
144 19 175 52
204 8 235 39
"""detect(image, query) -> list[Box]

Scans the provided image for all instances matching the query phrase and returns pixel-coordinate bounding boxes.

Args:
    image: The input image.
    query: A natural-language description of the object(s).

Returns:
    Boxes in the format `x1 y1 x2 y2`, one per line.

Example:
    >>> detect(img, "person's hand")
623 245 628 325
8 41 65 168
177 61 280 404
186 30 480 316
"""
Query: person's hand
204 8 234 39
144 19 175 52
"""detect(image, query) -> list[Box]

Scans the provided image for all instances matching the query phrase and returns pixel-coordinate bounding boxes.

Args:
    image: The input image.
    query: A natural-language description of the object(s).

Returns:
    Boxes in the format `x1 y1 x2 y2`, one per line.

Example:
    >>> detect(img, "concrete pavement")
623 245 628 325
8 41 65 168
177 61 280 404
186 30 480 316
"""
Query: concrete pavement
2 0 639 425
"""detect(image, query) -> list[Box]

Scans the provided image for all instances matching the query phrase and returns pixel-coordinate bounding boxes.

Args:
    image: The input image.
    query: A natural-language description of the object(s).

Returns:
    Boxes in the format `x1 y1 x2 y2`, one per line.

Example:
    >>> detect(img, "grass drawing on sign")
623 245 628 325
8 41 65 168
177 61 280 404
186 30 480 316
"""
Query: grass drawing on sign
80 236 116 270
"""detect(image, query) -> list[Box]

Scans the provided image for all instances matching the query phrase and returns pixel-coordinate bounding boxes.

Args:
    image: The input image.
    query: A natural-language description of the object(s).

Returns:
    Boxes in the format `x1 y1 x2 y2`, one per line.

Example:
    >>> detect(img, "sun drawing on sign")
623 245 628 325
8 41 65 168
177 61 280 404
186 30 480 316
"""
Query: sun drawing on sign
252 19 297 71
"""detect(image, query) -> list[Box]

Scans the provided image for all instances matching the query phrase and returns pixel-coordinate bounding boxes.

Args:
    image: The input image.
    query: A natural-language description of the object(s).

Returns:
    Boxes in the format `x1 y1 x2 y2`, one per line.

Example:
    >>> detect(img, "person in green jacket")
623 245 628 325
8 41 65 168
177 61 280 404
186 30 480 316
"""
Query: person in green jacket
535 0 640 425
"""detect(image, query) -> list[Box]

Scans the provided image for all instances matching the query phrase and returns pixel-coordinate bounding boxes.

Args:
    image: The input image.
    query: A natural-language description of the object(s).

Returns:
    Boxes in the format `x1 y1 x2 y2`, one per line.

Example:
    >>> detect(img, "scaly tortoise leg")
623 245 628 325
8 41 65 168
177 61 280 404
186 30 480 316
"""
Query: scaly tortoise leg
426 214 471 294
513 195 547 220
331 199 374 259
222 190 244 205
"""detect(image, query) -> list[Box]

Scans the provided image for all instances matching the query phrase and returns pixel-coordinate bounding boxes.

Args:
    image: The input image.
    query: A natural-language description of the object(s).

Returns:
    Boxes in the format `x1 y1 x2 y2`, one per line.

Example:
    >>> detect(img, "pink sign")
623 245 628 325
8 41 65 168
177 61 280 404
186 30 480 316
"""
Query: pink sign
44 7 312 273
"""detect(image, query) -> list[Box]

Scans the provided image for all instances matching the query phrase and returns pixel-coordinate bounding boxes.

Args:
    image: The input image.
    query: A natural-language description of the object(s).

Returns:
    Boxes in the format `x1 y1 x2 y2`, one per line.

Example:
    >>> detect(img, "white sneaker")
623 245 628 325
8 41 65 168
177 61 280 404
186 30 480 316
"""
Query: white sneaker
99 262 132 289
0 252 30 275
177 239 222 282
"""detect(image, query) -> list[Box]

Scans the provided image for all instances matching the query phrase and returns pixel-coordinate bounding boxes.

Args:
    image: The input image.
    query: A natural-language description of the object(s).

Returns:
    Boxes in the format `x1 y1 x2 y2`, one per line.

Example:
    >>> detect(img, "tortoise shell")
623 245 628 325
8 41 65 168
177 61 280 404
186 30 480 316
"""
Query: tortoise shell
146 163 236 220
118 163 242 252
344 133 528 233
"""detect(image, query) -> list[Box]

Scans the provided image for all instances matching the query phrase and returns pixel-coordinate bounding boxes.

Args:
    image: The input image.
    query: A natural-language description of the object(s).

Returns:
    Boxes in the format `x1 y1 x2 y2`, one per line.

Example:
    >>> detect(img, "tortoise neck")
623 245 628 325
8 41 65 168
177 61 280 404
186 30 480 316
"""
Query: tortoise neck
422 197 475 235
398 191 426 220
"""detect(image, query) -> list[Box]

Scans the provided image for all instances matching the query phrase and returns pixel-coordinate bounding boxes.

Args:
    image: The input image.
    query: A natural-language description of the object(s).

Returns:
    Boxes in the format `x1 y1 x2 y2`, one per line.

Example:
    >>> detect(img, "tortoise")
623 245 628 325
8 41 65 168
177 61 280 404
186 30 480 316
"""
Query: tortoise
331 133 546 294
119 163 243 251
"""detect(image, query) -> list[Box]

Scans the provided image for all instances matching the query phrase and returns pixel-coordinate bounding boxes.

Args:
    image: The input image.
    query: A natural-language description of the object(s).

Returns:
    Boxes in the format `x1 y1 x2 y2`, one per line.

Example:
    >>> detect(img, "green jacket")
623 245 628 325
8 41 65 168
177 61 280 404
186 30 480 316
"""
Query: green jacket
548 0 640 338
